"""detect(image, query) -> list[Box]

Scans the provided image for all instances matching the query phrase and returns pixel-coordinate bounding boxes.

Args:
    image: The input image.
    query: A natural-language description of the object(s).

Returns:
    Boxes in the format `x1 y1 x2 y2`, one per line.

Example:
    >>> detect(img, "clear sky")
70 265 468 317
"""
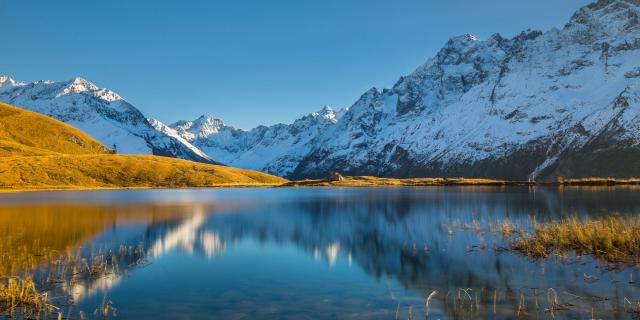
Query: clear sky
1 0 592 129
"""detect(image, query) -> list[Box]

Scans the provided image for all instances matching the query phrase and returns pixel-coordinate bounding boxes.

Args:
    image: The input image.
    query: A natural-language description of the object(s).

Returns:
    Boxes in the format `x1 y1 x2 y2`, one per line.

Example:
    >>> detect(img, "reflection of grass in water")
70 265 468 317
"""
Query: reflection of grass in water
0 247 143 319
0 203 207 319
0 206 113 277
0 203 206 276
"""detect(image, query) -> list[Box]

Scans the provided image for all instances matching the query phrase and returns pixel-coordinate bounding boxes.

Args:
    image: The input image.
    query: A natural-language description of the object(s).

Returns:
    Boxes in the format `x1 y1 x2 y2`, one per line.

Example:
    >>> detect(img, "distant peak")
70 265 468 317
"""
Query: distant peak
586 0 640 11
436 34 483 63
62 76 98 94
448 33 480 44
307 105 338 123
0 75 16 87
569 0 640 26
170 114 227 139
194 114 225 125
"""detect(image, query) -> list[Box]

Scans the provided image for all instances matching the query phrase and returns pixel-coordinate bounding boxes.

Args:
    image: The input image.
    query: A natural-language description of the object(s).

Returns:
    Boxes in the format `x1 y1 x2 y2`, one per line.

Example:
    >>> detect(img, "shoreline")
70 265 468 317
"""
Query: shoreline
0 183 284 194
3 176 640 194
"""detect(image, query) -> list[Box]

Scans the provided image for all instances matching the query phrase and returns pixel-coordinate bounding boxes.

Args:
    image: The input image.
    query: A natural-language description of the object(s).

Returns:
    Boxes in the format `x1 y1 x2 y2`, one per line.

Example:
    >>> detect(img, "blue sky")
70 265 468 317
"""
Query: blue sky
1 0 591 129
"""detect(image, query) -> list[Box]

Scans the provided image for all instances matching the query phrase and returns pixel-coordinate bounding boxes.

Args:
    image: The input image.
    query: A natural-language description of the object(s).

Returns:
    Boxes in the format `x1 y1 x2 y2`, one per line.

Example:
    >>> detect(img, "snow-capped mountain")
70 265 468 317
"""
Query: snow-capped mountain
0 76 213 163
172 0 640 180
172 106 339 176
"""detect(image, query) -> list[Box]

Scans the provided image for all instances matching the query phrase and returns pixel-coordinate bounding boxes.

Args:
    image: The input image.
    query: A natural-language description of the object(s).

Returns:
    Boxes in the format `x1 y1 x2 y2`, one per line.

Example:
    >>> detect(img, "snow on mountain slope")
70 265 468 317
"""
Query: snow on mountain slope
0 77 214 163
172 106 338 177
172 0 640 180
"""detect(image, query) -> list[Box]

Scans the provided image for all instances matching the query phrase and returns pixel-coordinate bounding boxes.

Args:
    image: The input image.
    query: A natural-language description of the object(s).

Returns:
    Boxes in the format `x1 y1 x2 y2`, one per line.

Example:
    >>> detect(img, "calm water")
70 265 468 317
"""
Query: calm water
2 187 640 319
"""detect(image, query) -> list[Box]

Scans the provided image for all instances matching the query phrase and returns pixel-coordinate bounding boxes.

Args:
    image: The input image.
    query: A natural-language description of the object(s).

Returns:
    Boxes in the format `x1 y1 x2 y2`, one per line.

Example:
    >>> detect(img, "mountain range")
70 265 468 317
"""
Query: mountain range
2 0 639 180
0 76 213 163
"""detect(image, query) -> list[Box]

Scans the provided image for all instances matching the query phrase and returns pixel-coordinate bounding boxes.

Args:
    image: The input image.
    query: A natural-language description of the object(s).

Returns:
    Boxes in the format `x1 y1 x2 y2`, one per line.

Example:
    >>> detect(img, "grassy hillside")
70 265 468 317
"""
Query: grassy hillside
0 154 285 189
0 102 111 156
0 102 286 191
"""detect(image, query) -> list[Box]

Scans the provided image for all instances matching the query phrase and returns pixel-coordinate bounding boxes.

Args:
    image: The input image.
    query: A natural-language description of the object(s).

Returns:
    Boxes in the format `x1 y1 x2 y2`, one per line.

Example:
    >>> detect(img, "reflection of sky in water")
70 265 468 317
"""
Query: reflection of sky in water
3 187 640 319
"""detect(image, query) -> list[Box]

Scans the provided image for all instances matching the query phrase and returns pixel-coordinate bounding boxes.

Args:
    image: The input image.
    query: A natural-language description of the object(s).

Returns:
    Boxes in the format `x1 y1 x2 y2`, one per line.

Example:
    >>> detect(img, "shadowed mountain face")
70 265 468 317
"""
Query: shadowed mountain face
167 0 640 180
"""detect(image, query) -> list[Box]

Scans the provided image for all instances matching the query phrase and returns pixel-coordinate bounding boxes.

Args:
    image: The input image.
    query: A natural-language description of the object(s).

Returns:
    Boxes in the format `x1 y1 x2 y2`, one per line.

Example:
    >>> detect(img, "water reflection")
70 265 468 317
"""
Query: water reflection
1 187 640 319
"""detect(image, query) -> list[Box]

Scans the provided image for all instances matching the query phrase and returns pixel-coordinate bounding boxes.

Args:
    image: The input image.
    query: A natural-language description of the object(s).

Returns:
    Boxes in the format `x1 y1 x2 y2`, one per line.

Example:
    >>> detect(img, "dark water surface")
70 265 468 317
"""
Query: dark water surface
2 187 640 319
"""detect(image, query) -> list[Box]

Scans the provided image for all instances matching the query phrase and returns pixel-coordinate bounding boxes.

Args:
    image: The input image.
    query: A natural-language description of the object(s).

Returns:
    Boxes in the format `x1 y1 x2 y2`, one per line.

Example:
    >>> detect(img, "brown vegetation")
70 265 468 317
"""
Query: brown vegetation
512 216 640 263
558 177 640 186
282 175 518 187
0 102 111 156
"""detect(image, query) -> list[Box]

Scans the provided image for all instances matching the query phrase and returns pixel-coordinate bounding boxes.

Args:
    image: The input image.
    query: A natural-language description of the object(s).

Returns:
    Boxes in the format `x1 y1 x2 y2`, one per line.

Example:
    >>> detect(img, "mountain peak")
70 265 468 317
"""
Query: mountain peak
568 0 639 32
61 76 99 95
445 33 480 47
193 114 225 128
0 76 17 88
170 114 227 141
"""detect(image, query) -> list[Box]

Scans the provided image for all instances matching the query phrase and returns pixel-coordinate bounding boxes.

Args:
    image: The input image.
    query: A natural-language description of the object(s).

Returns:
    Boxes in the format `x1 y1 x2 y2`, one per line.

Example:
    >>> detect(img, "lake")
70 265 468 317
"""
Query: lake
2 186 640 319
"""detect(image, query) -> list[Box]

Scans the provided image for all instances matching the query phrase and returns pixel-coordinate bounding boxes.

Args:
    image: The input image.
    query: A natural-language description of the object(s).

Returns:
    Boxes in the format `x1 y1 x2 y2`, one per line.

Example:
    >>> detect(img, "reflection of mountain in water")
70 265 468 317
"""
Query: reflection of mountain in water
10 187 640 317
64 210 226 302
201 187 640 304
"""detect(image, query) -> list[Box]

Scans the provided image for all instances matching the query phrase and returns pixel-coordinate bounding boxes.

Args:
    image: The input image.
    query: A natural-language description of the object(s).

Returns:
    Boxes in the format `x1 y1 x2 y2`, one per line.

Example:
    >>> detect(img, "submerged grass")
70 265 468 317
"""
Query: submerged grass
512 216 640 263
0 277 57 318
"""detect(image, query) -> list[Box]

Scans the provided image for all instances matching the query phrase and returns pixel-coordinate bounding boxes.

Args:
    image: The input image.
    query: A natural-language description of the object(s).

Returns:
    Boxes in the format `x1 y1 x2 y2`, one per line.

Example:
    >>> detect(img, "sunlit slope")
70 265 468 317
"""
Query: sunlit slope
0 154 285 189
0 102 286 190
0 102 111 156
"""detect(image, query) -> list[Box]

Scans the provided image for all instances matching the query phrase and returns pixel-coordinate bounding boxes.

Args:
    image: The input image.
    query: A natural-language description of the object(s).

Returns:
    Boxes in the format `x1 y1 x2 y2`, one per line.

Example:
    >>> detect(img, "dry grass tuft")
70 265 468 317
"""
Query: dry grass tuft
513 216 640 263
559 177 640 186
0 277 57 317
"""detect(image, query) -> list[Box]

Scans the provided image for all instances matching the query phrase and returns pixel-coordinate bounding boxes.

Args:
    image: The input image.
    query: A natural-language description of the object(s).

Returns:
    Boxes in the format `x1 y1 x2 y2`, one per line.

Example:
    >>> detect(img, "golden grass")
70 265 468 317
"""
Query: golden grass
0 154 286 190
0 277 57 318
0 102 111 156
283 176 512 187
0 102 287 191
559 177 640 186
513 216 640 263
